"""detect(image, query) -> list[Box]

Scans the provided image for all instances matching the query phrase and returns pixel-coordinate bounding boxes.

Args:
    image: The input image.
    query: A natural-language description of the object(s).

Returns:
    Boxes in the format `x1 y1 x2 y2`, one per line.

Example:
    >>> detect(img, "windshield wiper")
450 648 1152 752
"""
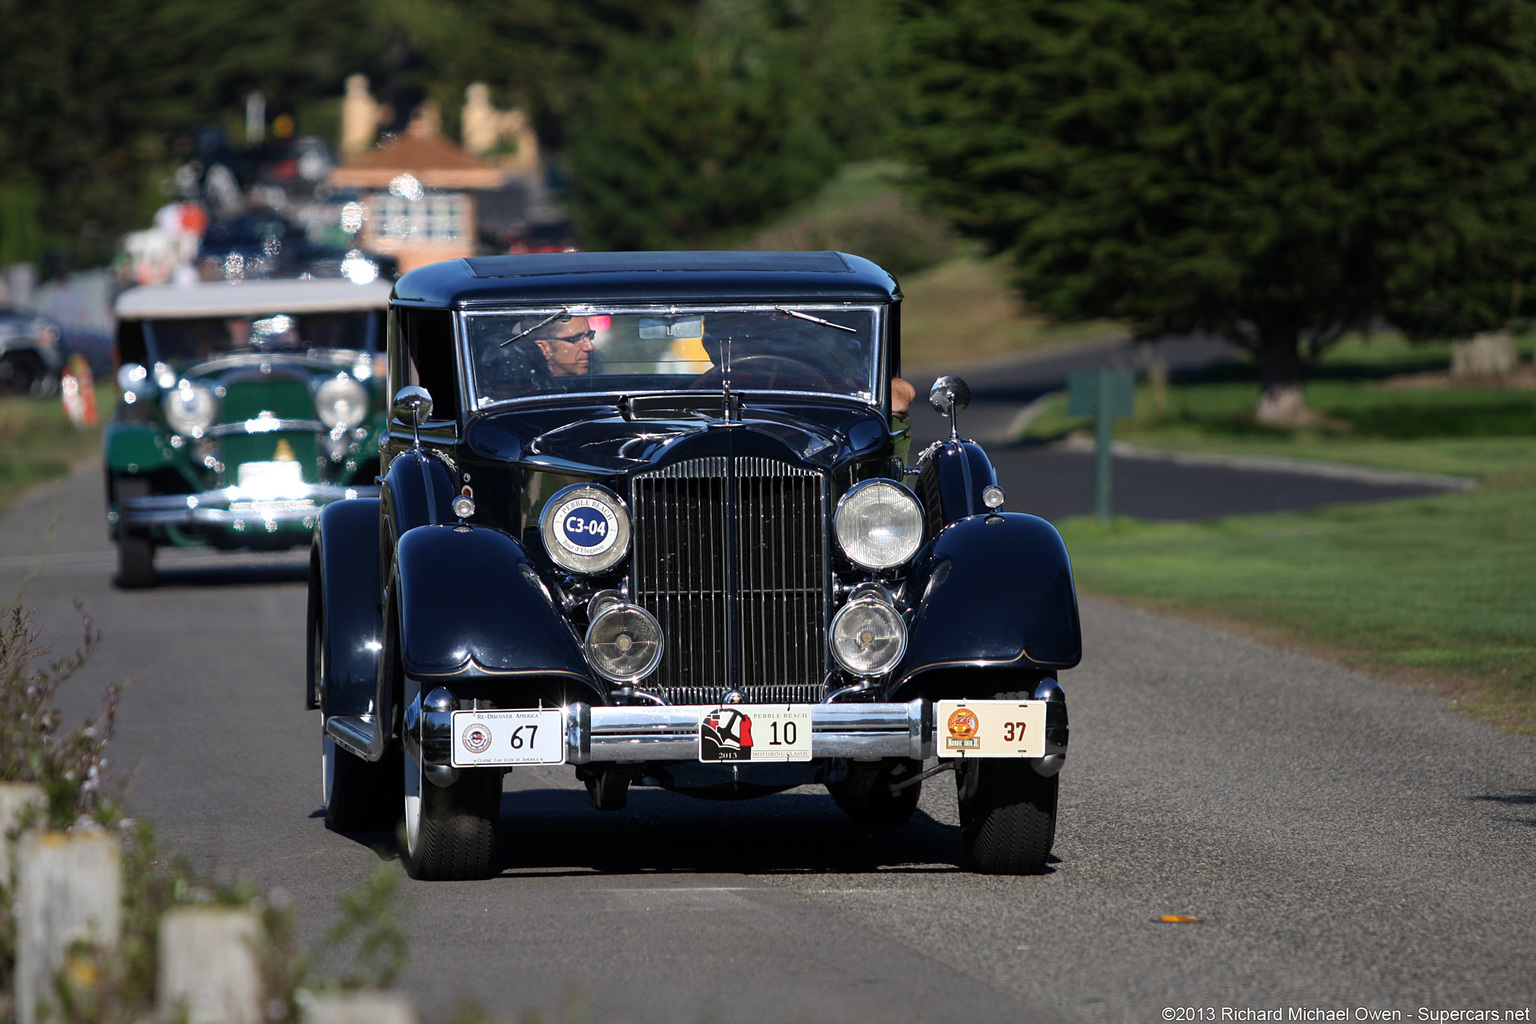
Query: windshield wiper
499 308 570 347
774 307 857 333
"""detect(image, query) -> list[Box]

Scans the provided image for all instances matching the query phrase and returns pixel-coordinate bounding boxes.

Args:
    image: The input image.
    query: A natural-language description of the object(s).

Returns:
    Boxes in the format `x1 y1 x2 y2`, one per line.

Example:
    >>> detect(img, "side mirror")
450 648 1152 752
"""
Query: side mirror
392 385 433 426
928 375 970 439
392 385 433 447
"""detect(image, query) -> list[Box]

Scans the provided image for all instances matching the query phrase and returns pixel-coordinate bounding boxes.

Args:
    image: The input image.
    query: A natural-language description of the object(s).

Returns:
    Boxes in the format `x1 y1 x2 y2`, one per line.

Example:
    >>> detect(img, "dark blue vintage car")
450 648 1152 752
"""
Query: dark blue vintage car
307 251 1079 879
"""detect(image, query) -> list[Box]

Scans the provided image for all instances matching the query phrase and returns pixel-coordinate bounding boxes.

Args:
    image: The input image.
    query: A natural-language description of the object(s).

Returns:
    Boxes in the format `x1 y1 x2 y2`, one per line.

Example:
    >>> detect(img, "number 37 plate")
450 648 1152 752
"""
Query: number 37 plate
451 709 566 767
935 700 1047 758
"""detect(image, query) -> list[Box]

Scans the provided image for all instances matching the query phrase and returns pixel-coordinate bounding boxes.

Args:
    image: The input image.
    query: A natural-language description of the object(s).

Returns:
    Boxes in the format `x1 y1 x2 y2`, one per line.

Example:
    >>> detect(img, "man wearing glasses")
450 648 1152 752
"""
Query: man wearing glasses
531 316 596 377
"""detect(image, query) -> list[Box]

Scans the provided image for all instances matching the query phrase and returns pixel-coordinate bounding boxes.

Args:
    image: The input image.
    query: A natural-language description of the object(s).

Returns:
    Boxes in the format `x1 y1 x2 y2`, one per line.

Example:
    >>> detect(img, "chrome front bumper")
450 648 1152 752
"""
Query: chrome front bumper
119 483 380 528
406 685 1069 770
564 700 934 764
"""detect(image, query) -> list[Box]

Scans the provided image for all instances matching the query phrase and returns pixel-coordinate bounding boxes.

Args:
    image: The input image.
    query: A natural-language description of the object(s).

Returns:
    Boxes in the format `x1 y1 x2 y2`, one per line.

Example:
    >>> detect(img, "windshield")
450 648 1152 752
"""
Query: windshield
141 310 384 364
465 306 882 408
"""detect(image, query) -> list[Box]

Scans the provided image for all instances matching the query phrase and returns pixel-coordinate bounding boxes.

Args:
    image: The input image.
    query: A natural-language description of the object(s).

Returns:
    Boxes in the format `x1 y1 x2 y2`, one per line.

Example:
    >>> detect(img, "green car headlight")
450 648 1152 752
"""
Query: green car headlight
317 376 370 430
163 381 217 437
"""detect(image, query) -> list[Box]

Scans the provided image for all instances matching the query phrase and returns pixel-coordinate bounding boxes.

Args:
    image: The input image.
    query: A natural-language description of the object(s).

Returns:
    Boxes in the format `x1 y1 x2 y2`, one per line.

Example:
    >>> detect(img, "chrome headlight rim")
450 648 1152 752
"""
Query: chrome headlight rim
834 478 924 570
162 380 218 436
539 483 631 575
829 594 907 678
585 602 664 683
316 375 370 430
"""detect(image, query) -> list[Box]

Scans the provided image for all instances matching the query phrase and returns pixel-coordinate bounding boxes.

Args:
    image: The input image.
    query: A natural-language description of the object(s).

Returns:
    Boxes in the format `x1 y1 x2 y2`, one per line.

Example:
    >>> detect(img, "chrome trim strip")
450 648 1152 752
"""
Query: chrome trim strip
325 714 375 761
565 700 930 762
120 484 380 526
207 418 325 438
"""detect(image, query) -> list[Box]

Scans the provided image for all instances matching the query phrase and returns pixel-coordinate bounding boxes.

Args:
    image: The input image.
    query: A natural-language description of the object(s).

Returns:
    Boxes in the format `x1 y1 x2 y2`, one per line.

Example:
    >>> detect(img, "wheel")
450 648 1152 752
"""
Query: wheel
114 477 156 588
117 533 156 588
956 689 1058 873
398 655 500 879
0 351 49 395
828 758 922 825
401 746 502 880
321 732 402 831
316 589 401 831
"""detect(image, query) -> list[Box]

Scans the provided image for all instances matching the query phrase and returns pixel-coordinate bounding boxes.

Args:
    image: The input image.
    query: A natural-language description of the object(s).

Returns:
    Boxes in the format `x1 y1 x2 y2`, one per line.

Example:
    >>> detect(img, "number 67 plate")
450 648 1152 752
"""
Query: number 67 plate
935 700 1047 758
451 709 566 766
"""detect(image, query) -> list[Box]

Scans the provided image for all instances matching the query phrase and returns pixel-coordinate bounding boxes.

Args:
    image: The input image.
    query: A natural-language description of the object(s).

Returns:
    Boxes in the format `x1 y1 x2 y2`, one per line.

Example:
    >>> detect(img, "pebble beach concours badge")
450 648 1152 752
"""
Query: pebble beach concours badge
553 496 620 557
461 722 492 755
946 707 980 751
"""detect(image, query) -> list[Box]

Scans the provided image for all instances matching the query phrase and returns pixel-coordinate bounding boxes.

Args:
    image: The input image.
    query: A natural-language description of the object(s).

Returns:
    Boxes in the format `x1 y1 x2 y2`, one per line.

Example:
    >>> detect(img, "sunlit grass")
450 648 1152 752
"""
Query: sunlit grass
0 390 105 513
1049 333 1536 731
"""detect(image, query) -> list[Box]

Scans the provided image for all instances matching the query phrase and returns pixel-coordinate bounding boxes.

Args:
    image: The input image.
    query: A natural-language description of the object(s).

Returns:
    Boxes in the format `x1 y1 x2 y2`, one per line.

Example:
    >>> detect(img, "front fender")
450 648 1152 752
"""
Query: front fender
394 524 599 700
915 438 998 530
895 512 1081 695
310 498 382 715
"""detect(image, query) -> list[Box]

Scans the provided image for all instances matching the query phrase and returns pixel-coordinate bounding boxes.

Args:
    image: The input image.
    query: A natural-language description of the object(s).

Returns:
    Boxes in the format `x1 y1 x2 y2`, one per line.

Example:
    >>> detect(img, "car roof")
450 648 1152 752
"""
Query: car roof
114 278 394 320
391 251 901 308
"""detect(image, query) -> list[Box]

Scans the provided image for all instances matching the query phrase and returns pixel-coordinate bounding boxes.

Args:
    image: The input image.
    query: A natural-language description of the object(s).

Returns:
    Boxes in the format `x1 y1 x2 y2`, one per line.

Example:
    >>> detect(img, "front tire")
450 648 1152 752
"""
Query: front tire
956 686 1059 874
114 477 156 588
957 758 1057 874
401 744 501 880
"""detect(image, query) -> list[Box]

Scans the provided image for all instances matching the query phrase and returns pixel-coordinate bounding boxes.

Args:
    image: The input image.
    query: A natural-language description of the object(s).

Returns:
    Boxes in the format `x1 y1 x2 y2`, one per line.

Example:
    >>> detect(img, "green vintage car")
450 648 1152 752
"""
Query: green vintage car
106 278 392 586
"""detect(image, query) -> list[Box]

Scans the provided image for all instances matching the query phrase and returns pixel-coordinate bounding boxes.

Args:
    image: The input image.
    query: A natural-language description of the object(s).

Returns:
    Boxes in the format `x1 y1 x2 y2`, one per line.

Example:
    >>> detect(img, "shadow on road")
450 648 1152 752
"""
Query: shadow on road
317 785 1069 877
121 554 309 589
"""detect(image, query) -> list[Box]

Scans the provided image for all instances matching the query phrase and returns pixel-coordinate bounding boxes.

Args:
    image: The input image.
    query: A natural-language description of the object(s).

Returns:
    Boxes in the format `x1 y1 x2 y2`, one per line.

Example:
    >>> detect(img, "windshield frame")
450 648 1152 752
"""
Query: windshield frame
456 302 889 414
139 309 384 367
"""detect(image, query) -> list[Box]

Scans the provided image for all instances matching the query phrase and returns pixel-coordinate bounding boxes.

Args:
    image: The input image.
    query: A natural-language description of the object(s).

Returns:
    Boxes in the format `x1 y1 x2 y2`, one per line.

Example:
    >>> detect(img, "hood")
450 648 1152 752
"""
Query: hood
466 398 891 475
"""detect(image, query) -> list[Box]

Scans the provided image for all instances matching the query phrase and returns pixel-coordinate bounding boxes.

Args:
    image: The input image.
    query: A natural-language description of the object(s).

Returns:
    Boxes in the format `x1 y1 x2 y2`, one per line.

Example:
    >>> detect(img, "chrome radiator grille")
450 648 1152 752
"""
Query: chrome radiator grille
631 456 828 703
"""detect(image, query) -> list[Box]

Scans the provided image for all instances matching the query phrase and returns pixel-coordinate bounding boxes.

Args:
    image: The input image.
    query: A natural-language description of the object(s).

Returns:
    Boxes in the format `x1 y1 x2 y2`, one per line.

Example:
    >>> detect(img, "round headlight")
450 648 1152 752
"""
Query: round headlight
539 484 631 575
830 596 906 677
317 376 370 430
835 479 923 570
586 603 664 683
163 381 217 436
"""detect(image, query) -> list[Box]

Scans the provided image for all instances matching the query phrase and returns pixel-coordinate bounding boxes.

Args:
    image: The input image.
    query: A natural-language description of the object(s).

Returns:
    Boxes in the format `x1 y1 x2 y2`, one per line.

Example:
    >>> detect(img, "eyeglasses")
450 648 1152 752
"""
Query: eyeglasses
550 330 596 345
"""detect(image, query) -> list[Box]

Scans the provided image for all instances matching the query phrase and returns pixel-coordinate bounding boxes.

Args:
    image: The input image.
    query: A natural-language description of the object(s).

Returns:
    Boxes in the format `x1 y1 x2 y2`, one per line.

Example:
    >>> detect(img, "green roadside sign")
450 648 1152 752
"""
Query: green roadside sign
1066 368 1136 522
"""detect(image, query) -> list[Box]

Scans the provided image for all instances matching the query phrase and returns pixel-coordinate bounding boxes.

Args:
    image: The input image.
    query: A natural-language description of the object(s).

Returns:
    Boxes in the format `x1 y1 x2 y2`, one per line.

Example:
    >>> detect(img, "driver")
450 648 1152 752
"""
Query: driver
481 315 597 397
531 315 596 377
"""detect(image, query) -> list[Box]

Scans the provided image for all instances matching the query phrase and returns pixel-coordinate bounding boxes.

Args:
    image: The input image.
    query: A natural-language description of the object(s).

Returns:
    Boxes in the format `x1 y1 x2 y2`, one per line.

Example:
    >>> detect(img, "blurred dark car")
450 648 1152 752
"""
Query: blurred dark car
0 309 64 395
197 210 395 284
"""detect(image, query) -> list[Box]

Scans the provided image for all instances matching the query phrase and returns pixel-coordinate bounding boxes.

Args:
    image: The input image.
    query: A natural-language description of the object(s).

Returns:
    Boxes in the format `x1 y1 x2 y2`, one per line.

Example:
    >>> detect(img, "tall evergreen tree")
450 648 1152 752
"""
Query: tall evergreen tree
564 4 841 250
901 0 1536 423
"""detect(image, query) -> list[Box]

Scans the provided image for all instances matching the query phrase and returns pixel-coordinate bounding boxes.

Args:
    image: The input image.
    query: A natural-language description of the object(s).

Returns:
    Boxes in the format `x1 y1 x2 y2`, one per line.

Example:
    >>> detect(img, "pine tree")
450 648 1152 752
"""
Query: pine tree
901 0 1536 423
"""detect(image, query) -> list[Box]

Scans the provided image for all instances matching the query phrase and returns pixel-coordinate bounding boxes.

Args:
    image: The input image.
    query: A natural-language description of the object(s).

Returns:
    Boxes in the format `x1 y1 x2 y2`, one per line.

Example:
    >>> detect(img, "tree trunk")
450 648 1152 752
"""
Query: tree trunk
1254 326 1314 427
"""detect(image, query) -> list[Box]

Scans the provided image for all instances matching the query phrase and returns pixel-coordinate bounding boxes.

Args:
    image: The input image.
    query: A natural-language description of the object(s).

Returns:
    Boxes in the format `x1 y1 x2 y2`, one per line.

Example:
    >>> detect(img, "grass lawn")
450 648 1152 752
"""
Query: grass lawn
0 391 105 514
1040 331 1536 733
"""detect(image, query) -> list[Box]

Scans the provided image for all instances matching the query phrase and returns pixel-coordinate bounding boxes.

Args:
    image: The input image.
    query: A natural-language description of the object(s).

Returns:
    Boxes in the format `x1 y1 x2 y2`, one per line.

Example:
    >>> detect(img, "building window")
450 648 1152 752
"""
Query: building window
372 192 463 243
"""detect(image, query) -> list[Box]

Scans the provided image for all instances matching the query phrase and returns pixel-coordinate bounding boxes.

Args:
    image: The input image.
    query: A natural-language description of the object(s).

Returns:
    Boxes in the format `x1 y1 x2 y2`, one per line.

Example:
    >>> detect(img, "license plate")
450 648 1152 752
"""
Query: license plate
699 705 812 763
236 460 305 497
935 699 1047 758
450 709 566 767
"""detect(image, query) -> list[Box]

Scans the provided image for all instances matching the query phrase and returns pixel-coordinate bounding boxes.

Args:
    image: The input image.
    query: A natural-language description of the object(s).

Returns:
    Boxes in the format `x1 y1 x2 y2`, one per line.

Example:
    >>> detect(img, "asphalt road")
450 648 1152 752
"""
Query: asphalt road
4 368 1529 1022
904 336 1468 520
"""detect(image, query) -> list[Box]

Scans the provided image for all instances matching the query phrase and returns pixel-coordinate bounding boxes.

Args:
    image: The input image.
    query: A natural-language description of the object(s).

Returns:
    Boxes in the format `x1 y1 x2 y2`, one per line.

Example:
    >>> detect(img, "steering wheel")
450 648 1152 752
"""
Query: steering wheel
692 355 828 391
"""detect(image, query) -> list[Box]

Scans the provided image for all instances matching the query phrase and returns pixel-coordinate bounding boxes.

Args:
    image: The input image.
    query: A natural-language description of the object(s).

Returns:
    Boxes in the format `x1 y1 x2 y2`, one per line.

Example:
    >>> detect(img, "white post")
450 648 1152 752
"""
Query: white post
16 830 121 1024
0 781 45 889
300 990 419 1024
157 906 264 1024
